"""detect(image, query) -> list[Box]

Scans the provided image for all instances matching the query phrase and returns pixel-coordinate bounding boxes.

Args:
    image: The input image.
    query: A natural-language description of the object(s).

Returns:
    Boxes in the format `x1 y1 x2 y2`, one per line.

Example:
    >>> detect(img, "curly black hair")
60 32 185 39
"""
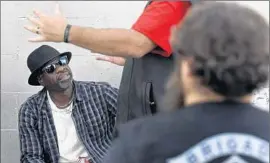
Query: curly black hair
172 2 269 97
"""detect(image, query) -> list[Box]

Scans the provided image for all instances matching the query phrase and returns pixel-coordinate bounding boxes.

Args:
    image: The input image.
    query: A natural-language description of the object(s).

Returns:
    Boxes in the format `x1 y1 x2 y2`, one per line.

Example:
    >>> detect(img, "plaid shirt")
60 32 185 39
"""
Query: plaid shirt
18 81 118 163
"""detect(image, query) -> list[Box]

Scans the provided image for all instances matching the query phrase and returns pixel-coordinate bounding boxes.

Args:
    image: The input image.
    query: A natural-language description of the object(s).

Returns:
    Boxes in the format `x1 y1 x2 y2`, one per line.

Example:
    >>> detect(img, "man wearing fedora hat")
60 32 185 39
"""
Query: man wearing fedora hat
18 45 118 163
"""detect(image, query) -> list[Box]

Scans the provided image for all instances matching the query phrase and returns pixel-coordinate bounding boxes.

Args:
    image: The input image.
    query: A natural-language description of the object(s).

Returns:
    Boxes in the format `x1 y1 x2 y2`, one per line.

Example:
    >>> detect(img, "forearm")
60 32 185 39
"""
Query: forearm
68 26 155 58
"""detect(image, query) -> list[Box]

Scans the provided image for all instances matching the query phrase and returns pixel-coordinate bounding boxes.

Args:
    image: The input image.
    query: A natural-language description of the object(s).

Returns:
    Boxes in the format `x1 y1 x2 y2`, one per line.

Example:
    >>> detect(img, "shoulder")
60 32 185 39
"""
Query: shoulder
106 116 173 163
74 81 118 97
18 91 44 120
137 1 190 20
148 1 191 12
75 80 116 90
135 1 191 25
115 108 201 145
108 111 190 162
116 112 182 155
119 111 179 135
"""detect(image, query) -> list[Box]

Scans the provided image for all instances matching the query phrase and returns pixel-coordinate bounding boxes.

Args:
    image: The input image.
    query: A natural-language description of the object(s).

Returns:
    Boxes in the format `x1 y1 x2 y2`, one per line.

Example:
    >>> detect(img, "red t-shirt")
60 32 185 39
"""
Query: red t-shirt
132 1 191 57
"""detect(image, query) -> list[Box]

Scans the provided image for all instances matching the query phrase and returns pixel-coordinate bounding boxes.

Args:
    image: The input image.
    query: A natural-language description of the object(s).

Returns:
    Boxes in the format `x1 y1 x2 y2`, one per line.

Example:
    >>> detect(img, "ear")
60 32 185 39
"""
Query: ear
37 75 44 86
180 57 193 77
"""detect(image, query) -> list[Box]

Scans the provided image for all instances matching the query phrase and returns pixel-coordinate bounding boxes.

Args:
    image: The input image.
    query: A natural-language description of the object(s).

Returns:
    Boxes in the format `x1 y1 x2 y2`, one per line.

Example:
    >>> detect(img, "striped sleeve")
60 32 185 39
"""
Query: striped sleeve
18 102 45 163
103 84 118 117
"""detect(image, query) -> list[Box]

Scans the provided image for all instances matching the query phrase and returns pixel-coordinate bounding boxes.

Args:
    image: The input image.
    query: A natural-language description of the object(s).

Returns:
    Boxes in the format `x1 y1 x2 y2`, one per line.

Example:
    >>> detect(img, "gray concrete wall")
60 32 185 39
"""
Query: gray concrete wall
1 1 269 163
1 1 147 162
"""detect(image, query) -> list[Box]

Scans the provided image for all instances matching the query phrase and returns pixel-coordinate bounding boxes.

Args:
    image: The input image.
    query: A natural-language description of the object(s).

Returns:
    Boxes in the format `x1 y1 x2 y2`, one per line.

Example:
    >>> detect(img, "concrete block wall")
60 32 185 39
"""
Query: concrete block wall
1 1 269 163
1 1 147 162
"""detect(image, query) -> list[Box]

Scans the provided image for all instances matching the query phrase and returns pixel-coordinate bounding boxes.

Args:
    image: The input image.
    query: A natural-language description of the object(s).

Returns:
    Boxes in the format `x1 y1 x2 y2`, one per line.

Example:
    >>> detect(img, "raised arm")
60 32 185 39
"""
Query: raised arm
67 27 154 58
24 2 191 58
24 3 155 58
18 103 45 163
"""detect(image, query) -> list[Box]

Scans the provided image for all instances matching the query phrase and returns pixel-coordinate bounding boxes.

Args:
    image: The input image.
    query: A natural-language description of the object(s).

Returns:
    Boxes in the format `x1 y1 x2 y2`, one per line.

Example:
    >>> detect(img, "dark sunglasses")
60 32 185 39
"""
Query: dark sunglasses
41 55 68 74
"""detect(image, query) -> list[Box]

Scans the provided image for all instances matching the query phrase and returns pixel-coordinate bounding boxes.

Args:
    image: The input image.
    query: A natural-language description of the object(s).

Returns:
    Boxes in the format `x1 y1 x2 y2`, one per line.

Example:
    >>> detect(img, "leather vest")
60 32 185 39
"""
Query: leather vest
116 1 198 125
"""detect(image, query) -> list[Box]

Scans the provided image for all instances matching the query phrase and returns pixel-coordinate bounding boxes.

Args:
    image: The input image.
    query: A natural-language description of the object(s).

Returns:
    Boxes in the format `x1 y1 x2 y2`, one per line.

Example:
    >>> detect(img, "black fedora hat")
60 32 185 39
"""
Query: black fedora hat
27 45 72 86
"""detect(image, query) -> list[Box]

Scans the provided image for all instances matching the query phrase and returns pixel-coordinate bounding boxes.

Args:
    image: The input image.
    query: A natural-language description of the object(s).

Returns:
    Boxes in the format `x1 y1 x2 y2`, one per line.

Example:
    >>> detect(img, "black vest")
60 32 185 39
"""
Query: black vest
116 1 197 125
116 52 174 124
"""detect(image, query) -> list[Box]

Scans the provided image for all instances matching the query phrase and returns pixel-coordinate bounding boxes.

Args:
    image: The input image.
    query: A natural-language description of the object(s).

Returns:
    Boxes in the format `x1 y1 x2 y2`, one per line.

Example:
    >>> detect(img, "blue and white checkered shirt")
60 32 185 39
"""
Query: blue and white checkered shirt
18 81 118 163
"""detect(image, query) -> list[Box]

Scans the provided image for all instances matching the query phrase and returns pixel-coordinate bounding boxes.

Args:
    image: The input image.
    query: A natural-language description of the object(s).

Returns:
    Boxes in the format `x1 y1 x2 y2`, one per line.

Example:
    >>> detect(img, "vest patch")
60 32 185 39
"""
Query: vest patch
167 133 269 163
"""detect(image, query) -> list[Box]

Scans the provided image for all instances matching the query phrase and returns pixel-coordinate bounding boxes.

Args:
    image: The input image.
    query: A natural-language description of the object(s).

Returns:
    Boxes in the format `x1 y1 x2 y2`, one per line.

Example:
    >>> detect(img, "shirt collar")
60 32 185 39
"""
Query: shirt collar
36 80 84 105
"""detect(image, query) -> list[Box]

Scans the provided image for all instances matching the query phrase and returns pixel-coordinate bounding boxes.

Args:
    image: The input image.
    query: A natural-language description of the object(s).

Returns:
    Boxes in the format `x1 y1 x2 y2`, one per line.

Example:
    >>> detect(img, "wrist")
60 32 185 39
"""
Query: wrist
64 24 72 43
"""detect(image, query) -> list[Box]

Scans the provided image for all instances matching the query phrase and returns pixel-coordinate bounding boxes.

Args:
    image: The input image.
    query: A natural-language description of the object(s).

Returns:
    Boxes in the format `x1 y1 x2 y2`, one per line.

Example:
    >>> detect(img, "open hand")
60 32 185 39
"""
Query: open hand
24 2 68 42
96 56 126 66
